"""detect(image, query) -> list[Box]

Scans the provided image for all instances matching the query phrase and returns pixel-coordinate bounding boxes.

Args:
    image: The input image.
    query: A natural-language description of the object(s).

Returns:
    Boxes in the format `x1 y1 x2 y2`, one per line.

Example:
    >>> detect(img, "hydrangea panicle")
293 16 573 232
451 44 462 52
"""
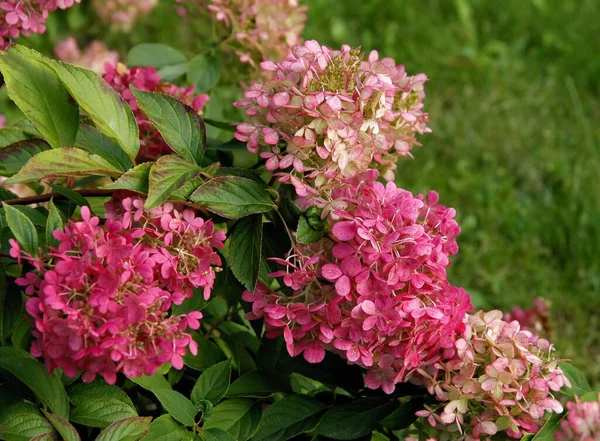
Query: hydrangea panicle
504 297 551 337
11 196 224 384
92 0 157 31
54 37 119 75
555 394 600 441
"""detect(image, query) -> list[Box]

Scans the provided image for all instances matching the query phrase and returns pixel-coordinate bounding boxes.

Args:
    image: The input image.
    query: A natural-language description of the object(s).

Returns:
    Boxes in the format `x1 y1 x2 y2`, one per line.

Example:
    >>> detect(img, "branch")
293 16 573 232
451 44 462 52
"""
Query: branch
1 189 114 206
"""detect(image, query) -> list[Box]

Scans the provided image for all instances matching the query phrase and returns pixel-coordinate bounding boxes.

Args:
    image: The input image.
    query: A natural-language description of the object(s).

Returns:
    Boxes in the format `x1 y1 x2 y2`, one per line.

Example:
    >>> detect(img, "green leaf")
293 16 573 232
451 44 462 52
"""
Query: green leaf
315 398 396 440
5 147 122 184
187 54 220 92
203 428 237 441
76 124 132 172
127 44 187 68
203 119 235 133
104 162 153 194
10 205 48 226
95 417 152 441
42 411 80 441
8 315 33 351
558 361 592 396
189 176 273 219
251 394 324 441
227 370 291 399
0 128 30 148
157 64 188 82
146 155 202 209
0 46 79 149
296 215 326 244
41 56 140 162
48 183 91 212
46 199 65 248
191 360 231 406
70 399 137 428
203 399 262 441
2 203 39 256
30 433 59 441
380 398 424 430
152 390 197 427
68 382 135 410
530 411 564 441
0 139 51 177
141 415 186 441
183 335 226 371
0 347 69 418
131 88 206 165
0 403 56 441
228 215 263 292
130 372 172 392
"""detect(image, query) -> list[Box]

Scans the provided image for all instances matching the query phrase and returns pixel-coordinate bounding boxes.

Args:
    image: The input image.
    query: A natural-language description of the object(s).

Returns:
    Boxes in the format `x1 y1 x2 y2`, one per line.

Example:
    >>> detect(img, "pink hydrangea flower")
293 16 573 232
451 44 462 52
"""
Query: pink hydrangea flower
555 394 600 441
235 41 430 201
11 196 224 384
415 310 570 440
0 0 81 50
54 37 119 75
242 172 471 392
504 297 551 337
92 0 157 31
103 62 210 161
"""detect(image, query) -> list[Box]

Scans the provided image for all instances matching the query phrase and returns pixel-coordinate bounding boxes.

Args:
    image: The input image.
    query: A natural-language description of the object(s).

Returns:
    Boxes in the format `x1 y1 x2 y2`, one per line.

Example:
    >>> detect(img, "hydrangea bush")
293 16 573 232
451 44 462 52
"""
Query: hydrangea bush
0 2 597 441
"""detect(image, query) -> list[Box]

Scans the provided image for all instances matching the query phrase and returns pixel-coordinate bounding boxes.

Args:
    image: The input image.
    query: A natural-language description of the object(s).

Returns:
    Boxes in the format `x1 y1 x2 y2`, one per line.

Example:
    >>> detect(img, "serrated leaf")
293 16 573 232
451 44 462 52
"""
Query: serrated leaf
5 147 122 184
228 215 263 291
315 398 396 440
0 46 79 149
0 128 30 148
191 360 231 406
69 398 137 428
141 415 186 441
0 347 69 418
296 215 325 244
250 394 324 441
187 54 220 92
68 382 135 410
95 417 152 441
189 176 273 219
146 155 202 209
48 183 91 212
39 55 140 162
0 139 51 177
2 203 39 256
46 199 65 248
127 44 187 68
42 411 81 441
152 390 197 427
227 370 291 399
76 124 132 172
203 399 261 441
558 361 592 397
104 162 153 194
30 433 59 441
131 88 206 165
0 403 56 441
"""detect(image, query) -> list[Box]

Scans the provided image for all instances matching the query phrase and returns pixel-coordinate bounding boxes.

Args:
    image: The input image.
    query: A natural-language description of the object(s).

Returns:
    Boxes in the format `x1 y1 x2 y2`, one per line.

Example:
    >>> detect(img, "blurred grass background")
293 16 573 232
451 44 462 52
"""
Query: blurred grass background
303 0 599 383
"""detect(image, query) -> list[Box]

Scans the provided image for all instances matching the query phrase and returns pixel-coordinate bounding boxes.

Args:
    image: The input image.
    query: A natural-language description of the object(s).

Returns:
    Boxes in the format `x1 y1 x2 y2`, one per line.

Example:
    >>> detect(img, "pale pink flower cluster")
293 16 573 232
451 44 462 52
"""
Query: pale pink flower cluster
234 41 430 200
54 37 119 75
176 0 306 67
555 395 600 441
11 195 225 384
416 310 569 440
0 0 81 50
92 0 157 31
243 171 472 393
504 297 551 337
103 62 210 161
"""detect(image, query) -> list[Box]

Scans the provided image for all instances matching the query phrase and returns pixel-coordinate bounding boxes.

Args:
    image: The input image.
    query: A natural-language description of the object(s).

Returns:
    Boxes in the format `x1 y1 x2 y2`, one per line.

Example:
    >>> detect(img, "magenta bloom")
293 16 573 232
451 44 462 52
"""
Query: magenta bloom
504 297 551 337
12 197 224 384
555 395 600 441
103 63 209 161
242 172 471 393
235 41 430 201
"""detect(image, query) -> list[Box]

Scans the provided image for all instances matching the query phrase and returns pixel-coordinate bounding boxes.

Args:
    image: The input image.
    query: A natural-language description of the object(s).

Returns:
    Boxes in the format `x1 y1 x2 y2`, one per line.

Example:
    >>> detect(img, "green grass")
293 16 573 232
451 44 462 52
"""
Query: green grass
304 0 600 384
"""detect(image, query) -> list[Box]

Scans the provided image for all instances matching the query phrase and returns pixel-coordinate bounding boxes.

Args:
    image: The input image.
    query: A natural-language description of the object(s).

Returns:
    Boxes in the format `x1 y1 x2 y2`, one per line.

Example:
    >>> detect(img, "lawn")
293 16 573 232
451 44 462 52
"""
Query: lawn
304 0 600 384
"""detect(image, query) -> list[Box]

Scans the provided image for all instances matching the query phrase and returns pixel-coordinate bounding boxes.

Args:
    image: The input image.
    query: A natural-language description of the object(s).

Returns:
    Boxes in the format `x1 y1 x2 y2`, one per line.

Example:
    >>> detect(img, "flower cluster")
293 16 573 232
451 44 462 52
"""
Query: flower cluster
0 0 81 50
11 195 225 384
92 0 157 31
103 62 210 161
415 310 569 440
504 297 551 337
176 0 306 68
243 173 472 393
54 37 119 75
555 395 600 441
234 41 430 201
